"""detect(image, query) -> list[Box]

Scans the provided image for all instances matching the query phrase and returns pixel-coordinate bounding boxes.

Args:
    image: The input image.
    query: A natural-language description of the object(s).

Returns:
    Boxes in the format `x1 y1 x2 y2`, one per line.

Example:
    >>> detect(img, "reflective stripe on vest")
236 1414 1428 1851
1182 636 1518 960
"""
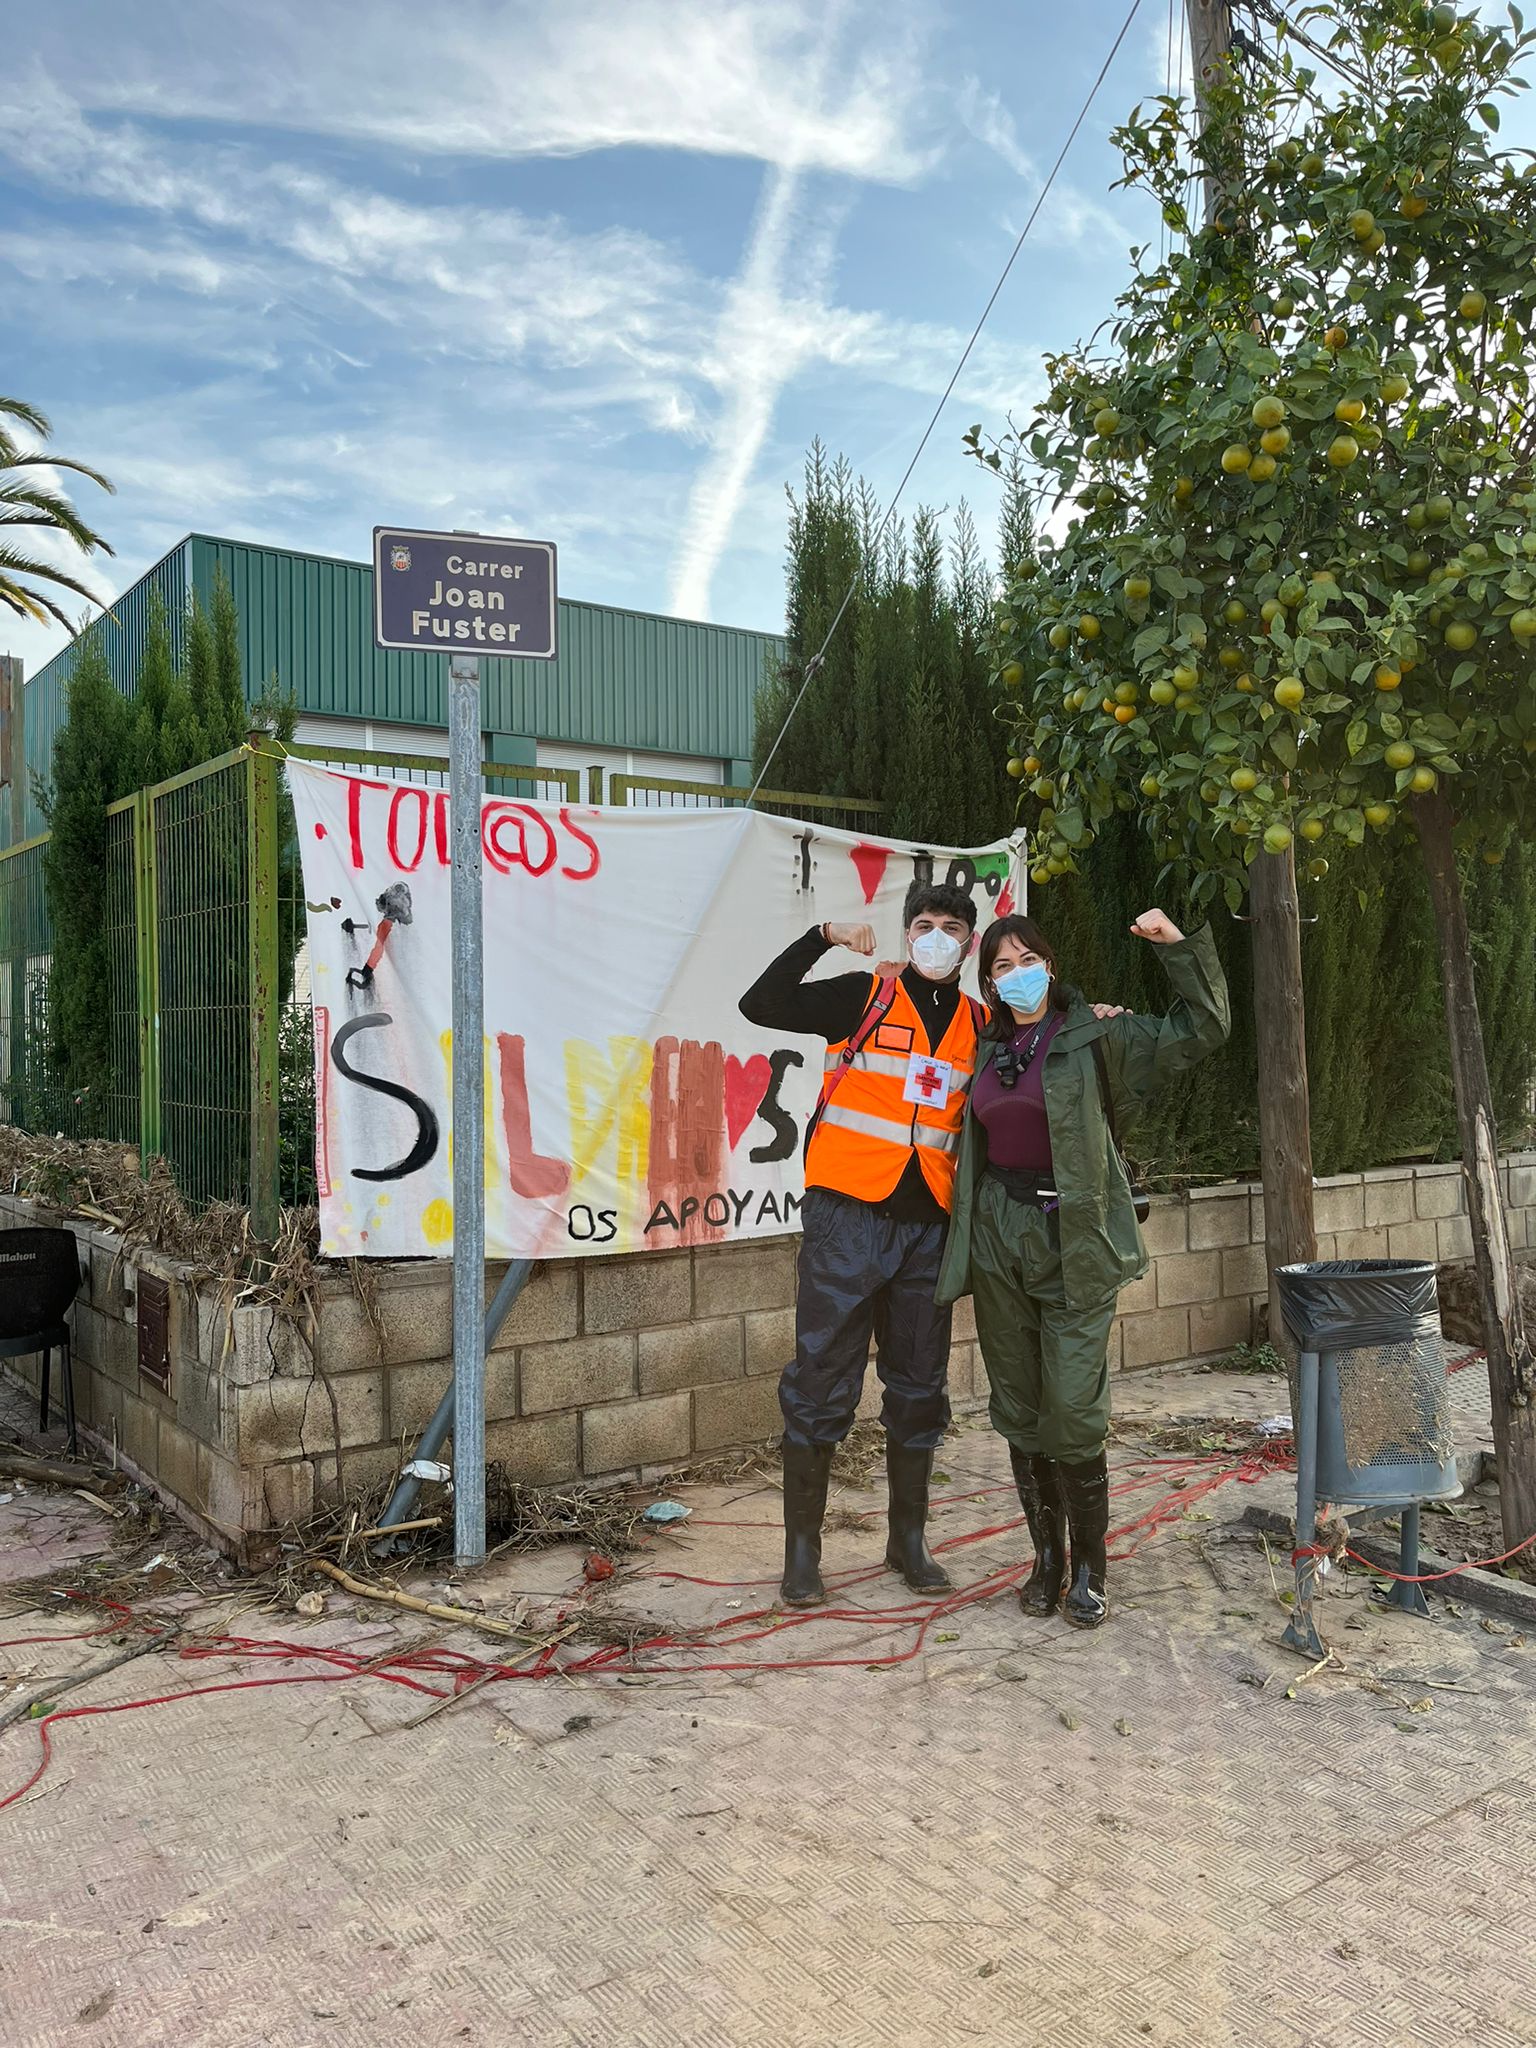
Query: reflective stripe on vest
819 1101 960 1154
805 977 978 1209
821 1045 976 1094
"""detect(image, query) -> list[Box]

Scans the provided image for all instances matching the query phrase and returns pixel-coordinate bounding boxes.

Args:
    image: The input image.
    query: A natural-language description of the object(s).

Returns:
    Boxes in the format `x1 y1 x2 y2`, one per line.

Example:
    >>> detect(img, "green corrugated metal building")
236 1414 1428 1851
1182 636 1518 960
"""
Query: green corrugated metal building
7 532 783 842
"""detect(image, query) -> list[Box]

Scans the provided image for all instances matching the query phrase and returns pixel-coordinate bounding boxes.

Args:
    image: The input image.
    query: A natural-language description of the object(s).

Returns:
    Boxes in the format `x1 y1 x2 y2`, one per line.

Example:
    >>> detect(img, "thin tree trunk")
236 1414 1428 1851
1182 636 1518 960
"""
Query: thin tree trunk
1184 0 1318 1352
1412 788 1536 1554
1249 845 1318 1354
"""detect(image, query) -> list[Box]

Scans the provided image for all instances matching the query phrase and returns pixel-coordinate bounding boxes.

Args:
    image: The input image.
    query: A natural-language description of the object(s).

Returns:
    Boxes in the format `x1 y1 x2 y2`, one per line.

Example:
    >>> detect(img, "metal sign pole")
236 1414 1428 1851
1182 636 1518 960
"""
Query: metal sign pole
448 647 487 1568
370 523 554 1571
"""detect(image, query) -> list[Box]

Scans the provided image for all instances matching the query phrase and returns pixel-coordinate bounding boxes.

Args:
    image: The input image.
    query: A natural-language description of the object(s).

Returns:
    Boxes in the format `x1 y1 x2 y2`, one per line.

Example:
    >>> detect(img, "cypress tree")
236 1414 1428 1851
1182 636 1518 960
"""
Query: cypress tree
756 449 1016 844
126 591 176 790
210 567 246 750
38 635 131 1100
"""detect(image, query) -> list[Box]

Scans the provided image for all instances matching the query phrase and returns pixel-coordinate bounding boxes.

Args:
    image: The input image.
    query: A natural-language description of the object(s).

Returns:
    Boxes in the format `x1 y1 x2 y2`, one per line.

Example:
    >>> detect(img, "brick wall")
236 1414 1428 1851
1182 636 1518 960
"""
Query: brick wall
5 1153 1535 1555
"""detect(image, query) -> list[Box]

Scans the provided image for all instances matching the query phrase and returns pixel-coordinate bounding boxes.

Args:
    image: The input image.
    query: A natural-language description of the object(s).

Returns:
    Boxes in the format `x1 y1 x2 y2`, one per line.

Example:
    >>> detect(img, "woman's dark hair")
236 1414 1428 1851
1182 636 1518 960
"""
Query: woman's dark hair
977 914 1070 1038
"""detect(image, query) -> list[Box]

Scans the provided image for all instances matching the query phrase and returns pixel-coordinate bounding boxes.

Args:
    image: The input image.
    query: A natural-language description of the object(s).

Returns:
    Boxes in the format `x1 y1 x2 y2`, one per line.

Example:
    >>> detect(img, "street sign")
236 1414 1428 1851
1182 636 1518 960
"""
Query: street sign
371 526 558 658
368 521 555 1570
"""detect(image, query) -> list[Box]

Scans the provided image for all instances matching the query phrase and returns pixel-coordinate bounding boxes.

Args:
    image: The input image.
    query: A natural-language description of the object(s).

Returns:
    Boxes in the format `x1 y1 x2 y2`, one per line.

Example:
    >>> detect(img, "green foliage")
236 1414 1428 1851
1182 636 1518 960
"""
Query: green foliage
1022 803 1534 1186
0 396 114 636
965 0 1536 1184
278 1000 317 1206
985 0 1536 897
754 442 1012 843
38 570 285 1126
38 635 129 1089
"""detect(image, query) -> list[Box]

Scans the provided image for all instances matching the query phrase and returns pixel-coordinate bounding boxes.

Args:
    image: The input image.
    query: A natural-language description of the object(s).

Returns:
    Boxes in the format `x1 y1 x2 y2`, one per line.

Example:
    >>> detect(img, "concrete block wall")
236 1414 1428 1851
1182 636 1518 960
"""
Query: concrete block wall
4 1154 1536 1556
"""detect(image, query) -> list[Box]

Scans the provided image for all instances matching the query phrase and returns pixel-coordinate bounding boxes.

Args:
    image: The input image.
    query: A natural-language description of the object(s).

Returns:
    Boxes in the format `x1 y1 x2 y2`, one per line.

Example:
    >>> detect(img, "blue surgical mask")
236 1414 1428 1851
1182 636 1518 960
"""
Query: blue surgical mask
995 962 1051 1013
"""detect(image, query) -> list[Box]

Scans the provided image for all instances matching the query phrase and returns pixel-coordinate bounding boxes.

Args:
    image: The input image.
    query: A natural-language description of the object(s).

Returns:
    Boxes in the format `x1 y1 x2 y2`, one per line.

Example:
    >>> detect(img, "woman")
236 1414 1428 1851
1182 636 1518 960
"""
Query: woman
936 907 1229 1629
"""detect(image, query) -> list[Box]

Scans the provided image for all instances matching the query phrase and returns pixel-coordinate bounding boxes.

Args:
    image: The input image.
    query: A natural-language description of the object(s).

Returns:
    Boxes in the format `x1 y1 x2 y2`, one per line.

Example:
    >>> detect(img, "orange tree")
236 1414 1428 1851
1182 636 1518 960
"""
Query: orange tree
978 0 1536 1553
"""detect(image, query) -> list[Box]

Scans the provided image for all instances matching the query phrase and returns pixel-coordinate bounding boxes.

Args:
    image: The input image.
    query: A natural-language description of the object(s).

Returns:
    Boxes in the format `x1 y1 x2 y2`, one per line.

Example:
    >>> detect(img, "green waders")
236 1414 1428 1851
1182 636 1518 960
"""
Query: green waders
969 1175 1119 1465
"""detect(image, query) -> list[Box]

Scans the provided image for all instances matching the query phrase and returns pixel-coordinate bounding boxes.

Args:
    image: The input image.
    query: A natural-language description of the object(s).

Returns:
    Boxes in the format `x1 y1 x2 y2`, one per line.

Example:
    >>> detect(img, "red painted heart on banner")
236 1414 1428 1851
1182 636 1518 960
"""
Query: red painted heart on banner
724 1053 772 1149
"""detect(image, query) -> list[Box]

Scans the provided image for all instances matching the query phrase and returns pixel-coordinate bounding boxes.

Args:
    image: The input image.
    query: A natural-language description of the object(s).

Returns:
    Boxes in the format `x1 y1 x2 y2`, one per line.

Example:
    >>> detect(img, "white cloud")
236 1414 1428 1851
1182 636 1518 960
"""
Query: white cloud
667 164 835 619
20 0 931 183
957 80 1127 247
0 5 1063 666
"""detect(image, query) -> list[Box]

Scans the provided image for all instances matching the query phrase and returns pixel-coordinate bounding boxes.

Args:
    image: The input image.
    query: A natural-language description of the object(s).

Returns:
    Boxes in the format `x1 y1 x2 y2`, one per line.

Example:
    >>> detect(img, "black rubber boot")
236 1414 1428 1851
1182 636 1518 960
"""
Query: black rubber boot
1008 1446 1067 1617
780 1441 834 1608
883 1442 953 1595
1059 1452 1110 1629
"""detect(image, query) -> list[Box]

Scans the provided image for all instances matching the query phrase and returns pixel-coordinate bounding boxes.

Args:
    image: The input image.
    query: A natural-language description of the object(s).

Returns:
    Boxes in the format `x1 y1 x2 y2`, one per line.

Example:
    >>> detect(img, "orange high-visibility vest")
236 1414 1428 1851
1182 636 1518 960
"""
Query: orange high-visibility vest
806 976 979 1212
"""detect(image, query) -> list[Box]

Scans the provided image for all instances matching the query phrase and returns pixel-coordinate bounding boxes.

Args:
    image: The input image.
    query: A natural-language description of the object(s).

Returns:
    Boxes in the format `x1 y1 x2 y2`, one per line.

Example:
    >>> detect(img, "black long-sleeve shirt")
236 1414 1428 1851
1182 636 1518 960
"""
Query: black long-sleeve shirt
739 926 961 1223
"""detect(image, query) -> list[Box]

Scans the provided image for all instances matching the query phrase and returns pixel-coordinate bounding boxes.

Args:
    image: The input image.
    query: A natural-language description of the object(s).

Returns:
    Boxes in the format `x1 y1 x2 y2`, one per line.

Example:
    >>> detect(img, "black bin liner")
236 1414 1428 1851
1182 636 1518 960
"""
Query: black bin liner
1275 1258 1441 1351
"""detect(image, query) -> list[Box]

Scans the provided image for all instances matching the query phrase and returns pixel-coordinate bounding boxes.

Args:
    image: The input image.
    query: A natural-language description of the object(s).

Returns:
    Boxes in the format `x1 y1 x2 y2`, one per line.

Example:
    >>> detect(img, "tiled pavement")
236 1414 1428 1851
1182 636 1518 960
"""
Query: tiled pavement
2 1363 1534 2048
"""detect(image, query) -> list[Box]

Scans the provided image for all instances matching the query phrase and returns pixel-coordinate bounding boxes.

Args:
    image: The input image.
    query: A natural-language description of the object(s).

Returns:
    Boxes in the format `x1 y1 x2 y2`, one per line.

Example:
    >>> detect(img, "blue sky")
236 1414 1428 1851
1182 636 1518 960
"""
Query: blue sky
3 1 1528 679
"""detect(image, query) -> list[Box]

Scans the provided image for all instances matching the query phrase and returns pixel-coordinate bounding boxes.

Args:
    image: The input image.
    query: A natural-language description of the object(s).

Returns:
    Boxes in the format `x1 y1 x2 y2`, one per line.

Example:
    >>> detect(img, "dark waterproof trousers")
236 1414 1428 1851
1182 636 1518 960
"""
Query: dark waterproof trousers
779 1187 953 1451
970 1175 1118 1465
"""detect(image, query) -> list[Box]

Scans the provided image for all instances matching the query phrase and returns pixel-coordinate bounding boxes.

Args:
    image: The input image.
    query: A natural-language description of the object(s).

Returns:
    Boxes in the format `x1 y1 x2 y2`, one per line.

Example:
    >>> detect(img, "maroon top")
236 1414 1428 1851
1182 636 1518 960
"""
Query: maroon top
971 1012 1063 1172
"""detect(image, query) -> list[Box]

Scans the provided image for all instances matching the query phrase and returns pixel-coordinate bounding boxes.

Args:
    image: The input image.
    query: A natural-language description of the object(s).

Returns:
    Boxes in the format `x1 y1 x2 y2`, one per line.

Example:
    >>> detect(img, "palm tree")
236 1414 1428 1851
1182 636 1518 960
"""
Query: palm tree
0 397 114 635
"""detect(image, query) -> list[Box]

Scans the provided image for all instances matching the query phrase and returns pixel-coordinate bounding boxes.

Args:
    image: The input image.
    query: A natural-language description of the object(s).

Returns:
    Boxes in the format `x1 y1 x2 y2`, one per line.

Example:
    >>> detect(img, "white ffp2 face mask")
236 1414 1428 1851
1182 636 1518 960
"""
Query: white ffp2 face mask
909 928 965 980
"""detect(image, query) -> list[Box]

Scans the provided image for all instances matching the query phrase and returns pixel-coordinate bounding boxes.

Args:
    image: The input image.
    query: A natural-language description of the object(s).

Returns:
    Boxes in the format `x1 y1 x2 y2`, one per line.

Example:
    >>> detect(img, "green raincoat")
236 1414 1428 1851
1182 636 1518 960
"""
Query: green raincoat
936 925 1230 1312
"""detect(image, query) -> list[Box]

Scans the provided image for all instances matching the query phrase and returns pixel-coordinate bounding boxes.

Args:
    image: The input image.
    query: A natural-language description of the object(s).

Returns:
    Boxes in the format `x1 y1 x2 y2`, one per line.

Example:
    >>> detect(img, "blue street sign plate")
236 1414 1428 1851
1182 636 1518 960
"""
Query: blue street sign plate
372 526 557 658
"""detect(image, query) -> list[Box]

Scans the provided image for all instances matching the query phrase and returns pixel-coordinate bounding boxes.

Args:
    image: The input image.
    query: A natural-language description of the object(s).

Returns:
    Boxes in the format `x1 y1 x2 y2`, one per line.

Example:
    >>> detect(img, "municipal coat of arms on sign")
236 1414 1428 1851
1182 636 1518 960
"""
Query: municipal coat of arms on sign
390 544 411 572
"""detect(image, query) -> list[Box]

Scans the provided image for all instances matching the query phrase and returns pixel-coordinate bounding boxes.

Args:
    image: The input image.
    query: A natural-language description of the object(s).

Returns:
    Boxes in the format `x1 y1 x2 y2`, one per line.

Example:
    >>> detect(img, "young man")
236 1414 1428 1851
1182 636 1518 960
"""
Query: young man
739 882 982 1608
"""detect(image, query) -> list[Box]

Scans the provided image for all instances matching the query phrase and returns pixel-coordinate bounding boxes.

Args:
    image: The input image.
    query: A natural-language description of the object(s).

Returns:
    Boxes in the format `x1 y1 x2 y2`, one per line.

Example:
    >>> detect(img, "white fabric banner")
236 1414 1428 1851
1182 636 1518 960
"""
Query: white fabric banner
287 758 1024 1261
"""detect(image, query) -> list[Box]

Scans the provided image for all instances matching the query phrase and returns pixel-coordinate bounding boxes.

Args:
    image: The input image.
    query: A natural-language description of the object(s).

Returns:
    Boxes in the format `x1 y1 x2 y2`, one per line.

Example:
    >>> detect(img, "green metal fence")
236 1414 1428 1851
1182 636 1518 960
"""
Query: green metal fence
0 744 878 1231
0 834 55 1134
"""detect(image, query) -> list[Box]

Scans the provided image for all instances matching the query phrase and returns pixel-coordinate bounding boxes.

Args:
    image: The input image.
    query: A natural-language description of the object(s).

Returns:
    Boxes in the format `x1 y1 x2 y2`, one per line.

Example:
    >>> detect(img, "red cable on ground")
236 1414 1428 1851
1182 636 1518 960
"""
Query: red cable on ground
0 1592 139 1651
0 1446 1291 1813
1342 1529 1536 1583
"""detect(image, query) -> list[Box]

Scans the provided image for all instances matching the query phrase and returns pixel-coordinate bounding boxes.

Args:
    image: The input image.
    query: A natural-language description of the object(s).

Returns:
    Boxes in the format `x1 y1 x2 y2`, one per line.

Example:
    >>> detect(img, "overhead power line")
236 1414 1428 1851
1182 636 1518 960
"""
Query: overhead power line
749 0 1149 802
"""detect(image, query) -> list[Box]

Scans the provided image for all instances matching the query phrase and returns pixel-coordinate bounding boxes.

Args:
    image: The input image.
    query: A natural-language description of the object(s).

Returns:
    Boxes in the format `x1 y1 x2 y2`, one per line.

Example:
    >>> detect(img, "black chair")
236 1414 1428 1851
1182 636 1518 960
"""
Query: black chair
0 1228 84 1455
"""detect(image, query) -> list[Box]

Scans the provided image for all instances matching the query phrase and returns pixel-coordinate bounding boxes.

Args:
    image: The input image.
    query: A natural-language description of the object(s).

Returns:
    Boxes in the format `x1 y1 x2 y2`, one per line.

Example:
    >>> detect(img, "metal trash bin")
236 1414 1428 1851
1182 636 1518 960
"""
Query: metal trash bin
1275 1259 1461 1653
1276 1259 1460 1509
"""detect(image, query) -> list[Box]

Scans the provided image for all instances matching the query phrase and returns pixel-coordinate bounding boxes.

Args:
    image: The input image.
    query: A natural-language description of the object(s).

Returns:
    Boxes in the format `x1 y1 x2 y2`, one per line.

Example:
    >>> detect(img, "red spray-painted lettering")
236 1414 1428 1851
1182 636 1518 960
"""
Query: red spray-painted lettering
336 773 602 882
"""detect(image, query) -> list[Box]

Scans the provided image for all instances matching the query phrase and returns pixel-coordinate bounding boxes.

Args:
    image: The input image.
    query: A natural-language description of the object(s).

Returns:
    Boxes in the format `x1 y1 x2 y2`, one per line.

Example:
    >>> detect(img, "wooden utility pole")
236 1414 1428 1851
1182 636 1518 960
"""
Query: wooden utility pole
1184 0 1319 1347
